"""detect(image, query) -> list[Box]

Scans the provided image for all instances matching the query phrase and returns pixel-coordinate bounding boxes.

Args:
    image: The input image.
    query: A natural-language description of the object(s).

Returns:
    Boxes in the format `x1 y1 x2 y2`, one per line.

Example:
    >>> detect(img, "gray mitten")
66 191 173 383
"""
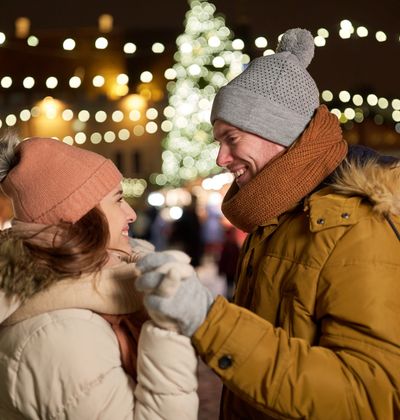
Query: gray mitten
135 251 214 337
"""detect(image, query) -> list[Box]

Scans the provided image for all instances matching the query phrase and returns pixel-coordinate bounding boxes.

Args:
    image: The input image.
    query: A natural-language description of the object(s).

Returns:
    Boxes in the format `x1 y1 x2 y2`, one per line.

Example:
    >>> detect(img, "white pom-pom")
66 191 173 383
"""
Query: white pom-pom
276 28 315 68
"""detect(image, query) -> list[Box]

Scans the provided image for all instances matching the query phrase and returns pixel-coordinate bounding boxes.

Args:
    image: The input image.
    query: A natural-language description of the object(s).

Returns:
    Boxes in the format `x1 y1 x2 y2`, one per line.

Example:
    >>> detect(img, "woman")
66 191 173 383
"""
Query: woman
0 134 198 419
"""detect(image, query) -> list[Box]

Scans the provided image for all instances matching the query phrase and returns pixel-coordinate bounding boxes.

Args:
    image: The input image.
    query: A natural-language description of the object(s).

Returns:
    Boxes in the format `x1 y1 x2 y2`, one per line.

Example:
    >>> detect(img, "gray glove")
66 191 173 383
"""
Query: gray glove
135 251 214 337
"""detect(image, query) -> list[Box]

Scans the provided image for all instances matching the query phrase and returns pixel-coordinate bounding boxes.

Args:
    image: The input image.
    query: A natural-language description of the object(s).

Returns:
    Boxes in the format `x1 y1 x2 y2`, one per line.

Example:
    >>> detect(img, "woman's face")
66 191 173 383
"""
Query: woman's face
99 185 136 254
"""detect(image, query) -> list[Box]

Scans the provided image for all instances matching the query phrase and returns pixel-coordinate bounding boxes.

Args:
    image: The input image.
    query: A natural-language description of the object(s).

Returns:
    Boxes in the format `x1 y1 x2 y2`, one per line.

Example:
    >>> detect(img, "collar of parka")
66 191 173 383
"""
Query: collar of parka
305 157 400 232
1 262 143 326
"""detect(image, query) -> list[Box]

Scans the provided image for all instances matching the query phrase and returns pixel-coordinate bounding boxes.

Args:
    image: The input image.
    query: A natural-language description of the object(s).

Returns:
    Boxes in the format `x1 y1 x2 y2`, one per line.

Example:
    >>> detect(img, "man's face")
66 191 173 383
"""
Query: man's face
213 120 286 188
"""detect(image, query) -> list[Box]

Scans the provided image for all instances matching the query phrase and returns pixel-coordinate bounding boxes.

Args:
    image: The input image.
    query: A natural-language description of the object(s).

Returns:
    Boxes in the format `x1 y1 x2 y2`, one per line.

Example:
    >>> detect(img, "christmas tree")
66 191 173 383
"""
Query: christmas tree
157 0 248 187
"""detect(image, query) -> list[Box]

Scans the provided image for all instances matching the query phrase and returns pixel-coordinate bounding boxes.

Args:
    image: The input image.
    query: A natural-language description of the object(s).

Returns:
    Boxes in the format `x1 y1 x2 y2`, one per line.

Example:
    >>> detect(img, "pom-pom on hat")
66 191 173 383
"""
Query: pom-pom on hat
211 28 319 147
0 136 122 225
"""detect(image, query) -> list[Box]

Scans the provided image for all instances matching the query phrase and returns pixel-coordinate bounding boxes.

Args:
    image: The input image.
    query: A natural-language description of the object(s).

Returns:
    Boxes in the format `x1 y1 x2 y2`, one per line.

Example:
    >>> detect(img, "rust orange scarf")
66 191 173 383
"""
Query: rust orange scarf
222 105 348 232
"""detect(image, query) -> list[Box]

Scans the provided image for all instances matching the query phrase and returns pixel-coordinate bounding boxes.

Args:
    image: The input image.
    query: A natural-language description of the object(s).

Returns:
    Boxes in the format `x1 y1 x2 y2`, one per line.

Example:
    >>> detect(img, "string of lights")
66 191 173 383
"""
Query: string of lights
1 18 399 56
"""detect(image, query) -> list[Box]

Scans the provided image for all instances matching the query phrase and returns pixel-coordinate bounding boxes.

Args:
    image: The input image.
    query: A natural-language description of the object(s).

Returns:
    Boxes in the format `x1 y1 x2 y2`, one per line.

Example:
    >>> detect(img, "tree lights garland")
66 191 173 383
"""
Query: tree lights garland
158 0 247 187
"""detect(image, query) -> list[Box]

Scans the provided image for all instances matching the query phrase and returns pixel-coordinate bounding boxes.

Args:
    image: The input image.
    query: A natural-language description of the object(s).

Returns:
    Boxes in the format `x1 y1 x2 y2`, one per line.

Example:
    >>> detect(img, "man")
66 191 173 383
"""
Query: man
137 28 400 419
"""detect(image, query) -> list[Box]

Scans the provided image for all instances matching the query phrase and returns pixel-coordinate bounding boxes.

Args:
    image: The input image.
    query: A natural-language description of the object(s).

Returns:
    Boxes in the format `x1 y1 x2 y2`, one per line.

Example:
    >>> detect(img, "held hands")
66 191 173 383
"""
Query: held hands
135 251 214 337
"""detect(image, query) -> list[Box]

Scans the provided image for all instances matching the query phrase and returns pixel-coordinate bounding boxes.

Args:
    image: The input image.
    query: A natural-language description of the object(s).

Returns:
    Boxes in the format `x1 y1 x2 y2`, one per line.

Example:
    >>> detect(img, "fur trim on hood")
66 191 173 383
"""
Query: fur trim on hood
331 157 400 216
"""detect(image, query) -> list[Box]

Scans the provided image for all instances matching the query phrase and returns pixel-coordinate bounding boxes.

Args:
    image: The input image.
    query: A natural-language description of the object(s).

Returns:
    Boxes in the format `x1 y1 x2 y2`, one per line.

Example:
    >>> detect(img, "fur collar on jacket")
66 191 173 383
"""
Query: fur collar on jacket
1 262 143 326
329 147 400 217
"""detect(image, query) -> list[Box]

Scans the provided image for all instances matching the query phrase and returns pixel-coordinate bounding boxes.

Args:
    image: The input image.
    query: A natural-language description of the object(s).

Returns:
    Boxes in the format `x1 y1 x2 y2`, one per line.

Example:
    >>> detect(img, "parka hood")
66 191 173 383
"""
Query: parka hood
329 147 400 217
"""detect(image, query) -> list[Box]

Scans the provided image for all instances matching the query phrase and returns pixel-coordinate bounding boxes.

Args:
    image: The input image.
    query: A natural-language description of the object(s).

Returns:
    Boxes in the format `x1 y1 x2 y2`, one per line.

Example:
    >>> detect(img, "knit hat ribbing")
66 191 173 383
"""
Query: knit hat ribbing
0 137 122 224
211 28 319 147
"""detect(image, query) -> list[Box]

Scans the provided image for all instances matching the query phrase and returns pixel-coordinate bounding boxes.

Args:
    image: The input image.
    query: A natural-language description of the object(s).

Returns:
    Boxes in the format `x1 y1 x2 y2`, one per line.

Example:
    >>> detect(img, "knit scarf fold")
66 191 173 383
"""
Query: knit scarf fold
221 105 348 233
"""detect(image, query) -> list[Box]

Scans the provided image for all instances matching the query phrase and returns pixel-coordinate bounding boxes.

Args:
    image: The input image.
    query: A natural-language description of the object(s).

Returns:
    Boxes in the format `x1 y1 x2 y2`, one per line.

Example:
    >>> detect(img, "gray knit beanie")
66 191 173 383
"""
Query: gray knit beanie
211 28 319 147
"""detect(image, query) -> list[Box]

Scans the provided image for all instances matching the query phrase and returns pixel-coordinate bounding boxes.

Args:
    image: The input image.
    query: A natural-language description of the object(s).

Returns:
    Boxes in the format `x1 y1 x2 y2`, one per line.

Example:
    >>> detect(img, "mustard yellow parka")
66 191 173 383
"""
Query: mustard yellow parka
193 159 400 419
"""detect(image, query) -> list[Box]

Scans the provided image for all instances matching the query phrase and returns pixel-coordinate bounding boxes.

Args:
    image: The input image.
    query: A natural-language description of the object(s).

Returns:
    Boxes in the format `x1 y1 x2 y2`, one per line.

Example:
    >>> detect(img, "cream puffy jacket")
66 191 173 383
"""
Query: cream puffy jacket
0 261 198 420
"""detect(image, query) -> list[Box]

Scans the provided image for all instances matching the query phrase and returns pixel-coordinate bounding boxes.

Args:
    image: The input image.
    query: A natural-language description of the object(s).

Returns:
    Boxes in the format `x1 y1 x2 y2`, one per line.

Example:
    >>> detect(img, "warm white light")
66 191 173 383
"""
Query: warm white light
392 110 400 122
90 132 102 144
164 68 177 80
378 97 389 109
152 42 165 53
352 94 363 106
23 77 35 89
1 76 12 88
314 36 326 47
27 35 39 47
180 42 192 54
339 90 351 102
344 108 355 119
255 36 267 48
112 110 124 122
356 26 368 37
5 114 17 126
170 206 183 220
188 63 201 75
129 110 141 121
367 94 378 106
123 42 136 54
339 29 351 39
133 125 145 136
392 99 400 110
69 76 81 88
31 106 40 117
317 28 329 38
148 192 165 207
161 120 173 132
92 75 105 87
163 106 175 118
146 122 158 134
19 109 31 121
46 77 58 89
62 109 74 121
63 38 76 50
63 136 74 145
78 110 90 122
146 108 158 120
340 20 353 31
75 132 86 144
0 32 5 45
116 73 129 85
104 131 116 143
95 37 108 49
232 39 244 50
376 31 387 42
321 90 333 102
212 57 225 68
263 49 275 56
330 108 341 119
208 36 221 48
140 71 153 83
118 129 130 140
95 110 107 122
41 98 59 119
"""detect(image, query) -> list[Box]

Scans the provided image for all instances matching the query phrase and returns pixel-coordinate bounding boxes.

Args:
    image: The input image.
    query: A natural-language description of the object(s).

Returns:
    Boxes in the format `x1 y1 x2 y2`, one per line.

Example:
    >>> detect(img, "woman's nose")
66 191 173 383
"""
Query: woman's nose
124 202 137 223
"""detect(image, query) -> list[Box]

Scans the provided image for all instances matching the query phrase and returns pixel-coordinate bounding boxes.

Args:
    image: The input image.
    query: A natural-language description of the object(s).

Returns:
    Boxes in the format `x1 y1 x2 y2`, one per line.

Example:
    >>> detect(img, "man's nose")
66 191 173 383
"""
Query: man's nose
216 144 232 167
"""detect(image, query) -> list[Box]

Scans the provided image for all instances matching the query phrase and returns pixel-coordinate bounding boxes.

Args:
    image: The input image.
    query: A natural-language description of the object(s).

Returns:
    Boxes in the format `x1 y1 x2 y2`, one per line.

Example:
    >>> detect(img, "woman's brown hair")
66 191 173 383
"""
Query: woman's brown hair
25 206 110 279
0 207 114 300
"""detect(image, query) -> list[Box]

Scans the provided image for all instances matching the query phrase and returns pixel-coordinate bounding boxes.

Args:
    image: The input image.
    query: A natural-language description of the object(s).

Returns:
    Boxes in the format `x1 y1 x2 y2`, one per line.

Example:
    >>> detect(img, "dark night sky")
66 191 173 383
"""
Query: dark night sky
0 0 399 96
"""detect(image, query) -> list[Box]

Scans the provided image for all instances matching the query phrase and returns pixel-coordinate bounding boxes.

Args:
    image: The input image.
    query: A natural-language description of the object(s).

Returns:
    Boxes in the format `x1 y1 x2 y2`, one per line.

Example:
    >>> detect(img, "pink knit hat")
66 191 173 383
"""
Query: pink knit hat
1 137 122 225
